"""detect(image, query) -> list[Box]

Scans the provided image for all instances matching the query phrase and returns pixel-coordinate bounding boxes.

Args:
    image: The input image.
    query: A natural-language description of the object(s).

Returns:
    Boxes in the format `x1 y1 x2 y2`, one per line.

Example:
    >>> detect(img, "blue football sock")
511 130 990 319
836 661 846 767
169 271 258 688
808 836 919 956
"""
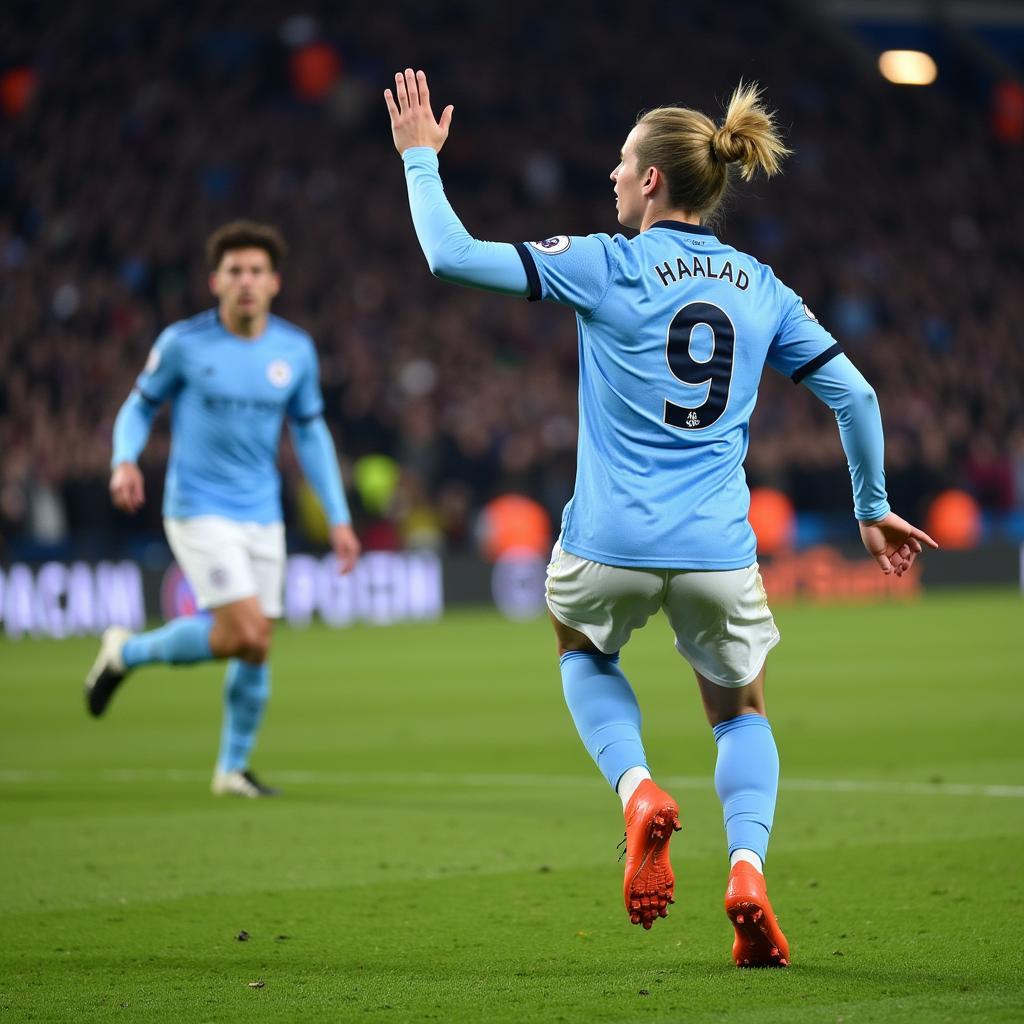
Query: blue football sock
560 650 648 791
122 615 214 669
217 660 270 773
712 713 779 864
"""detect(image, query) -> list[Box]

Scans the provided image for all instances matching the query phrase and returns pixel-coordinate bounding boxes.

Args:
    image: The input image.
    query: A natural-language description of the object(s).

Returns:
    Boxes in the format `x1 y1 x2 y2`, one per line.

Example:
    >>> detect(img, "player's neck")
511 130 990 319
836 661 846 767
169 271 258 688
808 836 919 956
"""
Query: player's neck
639 206 701 232
220 307 268 339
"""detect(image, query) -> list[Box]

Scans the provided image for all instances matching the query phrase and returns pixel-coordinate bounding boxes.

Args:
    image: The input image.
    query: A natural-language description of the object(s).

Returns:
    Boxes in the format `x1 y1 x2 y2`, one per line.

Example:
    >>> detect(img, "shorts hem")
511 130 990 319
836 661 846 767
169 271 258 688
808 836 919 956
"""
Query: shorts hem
199 589 261 610
675 629 781 688
545 599 619 655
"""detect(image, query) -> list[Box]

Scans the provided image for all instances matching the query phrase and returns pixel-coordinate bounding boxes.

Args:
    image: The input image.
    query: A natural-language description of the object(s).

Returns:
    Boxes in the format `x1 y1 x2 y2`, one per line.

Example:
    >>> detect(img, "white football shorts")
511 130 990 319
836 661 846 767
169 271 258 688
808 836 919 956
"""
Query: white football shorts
545 539 780 688
164 516 285 618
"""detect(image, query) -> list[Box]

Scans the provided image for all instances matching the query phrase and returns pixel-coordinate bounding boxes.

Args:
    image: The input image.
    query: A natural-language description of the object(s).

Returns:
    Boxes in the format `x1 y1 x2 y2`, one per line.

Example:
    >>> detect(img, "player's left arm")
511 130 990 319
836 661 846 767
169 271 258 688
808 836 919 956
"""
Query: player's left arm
401 146 530 295
287 348 359 573
387 69 614 312
386 68 527 295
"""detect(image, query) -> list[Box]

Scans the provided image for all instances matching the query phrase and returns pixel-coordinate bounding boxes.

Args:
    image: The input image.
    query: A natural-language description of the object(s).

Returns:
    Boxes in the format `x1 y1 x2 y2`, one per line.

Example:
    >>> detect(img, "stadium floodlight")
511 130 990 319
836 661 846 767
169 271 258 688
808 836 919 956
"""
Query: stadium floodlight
878 49 938 85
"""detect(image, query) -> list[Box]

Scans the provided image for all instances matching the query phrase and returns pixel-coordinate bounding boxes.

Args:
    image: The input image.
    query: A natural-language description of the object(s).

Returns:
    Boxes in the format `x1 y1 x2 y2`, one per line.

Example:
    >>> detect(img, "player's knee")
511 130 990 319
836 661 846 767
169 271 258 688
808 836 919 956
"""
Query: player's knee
215 614 269 662
555 628 604 657
238 618 270 663
557 638 603 658
696 669 767 726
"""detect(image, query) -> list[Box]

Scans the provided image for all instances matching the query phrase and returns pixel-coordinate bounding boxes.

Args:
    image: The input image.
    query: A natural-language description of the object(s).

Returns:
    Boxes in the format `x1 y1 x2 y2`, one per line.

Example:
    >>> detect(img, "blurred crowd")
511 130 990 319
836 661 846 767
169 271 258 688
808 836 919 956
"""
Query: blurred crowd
1 0 1022 559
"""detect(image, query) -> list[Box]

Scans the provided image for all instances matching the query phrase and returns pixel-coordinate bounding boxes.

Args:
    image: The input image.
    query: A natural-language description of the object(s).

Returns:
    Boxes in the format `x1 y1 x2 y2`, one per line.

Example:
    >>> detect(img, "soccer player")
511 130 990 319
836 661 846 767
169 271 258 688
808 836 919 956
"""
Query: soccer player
85 221 360 798
385 69 937 965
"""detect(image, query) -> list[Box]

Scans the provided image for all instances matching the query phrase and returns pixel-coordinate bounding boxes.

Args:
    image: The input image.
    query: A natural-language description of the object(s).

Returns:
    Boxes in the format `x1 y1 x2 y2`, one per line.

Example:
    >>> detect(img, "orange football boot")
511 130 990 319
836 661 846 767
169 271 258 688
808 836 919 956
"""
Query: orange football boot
725 860 790 967
621 780 681 930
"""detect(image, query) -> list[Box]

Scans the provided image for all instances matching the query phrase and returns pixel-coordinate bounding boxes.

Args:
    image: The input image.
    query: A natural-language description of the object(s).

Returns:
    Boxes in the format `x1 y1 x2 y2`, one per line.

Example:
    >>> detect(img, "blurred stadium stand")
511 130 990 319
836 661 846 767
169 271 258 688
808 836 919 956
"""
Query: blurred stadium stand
1 0 1022 566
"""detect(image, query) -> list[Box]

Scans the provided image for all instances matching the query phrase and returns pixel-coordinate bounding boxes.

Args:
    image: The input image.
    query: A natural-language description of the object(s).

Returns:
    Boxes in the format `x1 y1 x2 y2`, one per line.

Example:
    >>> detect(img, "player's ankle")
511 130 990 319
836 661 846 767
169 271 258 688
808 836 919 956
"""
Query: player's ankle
616 766 652 809
730 848 764 874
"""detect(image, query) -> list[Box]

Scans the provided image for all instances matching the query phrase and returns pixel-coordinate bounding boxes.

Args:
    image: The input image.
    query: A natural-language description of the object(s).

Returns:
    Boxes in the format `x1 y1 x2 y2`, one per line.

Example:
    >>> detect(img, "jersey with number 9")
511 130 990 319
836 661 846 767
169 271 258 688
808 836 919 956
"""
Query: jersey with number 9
514 223 841 570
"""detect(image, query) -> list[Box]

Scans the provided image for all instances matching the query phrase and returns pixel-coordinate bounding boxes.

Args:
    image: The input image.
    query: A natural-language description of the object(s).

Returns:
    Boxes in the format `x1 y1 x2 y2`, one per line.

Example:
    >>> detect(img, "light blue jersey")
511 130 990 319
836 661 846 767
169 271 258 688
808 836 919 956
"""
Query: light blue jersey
402 147 888 571
515 226 843 568
113 309 349 525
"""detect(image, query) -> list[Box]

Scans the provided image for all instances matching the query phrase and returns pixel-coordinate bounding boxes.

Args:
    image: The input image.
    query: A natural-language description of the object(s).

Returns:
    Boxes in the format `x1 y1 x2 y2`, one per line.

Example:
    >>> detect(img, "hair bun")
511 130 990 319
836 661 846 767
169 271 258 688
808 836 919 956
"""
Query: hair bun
631 81 789 218
711 83 790 181
711 125 750 165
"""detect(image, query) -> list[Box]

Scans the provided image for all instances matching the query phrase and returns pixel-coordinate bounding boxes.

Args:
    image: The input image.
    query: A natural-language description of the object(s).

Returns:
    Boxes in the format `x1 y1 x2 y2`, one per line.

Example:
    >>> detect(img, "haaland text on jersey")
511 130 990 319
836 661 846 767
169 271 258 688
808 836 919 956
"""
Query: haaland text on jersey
652 254 750 290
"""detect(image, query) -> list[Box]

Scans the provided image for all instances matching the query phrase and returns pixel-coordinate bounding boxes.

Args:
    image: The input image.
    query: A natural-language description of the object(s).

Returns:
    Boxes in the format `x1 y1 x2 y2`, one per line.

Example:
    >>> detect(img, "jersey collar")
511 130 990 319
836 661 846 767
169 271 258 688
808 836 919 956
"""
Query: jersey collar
648 220 716 236
216 308 270 342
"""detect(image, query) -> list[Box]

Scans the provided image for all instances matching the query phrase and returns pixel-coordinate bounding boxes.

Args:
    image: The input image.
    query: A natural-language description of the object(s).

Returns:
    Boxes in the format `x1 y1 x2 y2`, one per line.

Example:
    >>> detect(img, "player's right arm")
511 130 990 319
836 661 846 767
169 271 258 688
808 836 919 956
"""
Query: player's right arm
800 356 937 575
110 327 183 514
767 289 937 576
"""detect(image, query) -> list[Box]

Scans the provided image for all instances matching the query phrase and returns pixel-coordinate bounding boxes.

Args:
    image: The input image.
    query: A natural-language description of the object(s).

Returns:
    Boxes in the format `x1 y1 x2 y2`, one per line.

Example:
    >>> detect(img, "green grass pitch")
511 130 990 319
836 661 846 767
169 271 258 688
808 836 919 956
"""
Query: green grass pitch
1 588 1022 1023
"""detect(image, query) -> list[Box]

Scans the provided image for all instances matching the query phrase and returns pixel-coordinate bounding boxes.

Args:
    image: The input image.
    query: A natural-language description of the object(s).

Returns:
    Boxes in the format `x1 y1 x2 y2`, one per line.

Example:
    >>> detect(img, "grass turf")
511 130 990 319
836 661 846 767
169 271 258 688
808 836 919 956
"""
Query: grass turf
1 588 1022 1023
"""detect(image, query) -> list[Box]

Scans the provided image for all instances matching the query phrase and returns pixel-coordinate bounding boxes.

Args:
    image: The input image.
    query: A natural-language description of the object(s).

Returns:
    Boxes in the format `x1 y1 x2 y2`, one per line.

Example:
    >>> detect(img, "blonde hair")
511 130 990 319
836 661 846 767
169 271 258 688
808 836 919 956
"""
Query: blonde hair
634 82 791 220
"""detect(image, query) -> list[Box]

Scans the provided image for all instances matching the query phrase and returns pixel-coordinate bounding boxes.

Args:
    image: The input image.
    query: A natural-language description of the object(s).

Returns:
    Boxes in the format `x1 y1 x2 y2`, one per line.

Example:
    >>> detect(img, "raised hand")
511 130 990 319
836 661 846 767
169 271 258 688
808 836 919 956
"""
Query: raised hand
859 511 938 577
384 68 453 155
110 462 145 514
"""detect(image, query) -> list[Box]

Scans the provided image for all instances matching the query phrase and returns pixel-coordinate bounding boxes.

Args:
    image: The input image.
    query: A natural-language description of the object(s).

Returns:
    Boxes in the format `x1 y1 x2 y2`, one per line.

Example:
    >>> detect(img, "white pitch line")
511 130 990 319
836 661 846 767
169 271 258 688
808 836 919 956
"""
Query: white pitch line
765 778 1024 799
0 768 1021 799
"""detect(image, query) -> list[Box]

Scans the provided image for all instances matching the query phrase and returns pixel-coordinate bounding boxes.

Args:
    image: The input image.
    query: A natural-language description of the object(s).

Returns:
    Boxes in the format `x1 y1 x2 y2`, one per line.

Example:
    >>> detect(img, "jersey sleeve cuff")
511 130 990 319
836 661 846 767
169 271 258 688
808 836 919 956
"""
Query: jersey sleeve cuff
792 342 844 384
512 243 542 302
856 500 891 523
402 146 440 169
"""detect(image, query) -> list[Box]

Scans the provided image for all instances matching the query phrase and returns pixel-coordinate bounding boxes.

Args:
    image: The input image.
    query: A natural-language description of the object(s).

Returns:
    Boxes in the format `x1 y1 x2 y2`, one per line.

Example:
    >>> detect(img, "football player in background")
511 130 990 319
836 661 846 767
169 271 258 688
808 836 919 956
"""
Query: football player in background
86 221 360 797
385 69 936 965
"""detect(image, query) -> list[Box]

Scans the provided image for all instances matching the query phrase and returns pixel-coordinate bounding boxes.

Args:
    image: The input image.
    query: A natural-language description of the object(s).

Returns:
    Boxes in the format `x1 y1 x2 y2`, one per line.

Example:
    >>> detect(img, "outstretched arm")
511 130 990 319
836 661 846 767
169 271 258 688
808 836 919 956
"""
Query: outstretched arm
802 353 937 576
289 416 360 573
385 68 528 295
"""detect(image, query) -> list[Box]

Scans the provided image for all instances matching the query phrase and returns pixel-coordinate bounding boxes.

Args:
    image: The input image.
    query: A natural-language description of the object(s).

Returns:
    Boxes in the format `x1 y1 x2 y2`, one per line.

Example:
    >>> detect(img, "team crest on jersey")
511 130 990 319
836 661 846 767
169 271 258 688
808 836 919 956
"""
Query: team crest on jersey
145 347 161 374
529 236 571 255
803 303 818 322
266 359 292 388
